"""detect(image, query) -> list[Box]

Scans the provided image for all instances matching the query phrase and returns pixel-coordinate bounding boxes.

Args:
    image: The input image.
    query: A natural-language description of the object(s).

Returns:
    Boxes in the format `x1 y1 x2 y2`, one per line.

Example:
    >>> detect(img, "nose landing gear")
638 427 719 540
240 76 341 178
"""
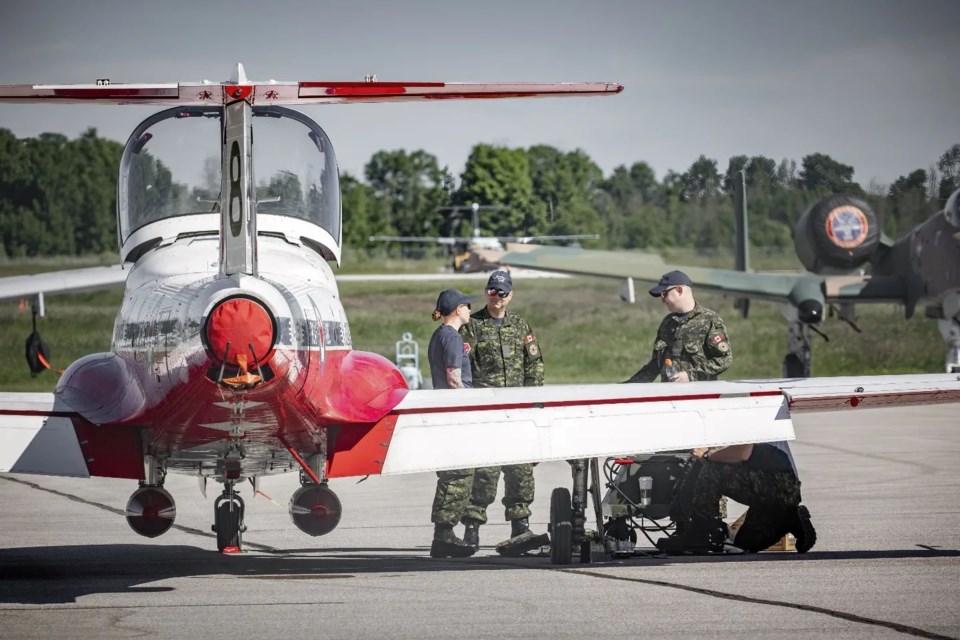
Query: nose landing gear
212 483 246 553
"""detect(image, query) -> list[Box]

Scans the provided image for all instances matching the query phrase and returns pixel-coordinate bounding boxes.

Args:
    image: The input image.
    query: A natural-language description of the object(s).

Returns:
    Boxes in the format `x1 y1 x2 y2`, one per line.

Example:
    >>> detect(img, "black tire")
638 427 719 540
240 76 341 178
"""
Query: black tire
215 497 243 551
783 353 807 378
550 487 573 565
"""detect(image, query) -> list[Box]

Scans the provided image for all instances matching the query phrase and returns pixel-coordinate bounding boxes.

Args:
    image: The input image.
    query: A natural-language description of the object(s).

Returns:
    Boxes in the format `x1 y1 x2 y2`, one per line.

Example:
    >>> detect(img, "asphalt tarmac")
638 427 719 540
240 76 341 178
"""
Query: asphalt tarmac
1 403 958 639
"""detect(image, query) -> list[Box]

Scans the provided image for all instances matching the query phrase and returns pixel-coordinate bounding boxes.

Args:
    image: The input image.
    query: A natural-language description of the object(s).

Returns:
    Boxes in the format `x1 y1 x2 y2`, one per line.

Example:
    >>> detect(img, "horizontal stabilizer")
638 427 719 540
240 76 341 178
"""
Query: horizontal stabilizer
0 76 623 106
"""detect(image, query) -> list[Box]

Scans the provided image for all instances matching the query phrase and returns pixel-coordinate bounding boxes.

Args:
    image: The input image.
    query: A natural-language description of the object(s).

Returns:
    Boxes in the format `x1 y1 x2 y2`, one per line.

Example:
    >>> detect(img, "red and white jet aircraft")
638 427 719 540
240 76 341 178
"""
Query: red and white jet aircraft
1 66 957 553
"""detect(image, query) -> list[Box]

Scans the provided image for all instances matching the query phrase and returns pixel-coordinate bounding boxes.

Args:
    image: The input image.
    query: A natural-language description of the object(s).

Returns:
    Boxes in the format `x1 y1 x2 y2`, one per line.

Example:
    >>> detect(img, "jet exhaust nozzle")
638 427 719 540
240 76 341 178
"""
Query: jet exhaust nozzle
125 487 177 538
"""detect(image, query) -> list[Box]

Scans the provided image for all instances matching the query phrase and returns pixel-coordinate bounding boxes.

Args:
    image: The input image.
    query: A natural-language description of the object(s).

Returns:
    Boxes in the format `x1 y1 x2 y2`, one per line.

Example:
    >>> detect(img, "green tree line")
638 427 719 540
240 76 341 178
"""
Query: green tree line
1 126 957 258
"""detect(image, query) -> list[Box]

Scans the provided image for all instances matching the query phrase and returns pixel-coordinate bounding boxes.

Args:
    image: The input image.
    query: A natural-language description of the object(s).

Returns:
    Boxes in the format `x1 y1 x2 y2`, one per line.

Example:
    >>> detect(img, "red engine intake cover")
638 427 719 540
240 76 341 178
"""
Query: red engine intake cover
206 297 275 365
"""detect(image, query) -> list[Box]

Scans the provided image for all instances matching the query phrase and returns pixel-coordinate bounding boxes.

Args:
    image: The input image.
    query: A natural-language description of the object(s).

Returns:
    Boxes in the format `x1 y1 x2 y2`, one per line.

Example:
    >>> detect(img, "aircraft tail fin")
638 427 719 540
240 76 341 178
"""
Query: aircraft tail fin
219 101 258 276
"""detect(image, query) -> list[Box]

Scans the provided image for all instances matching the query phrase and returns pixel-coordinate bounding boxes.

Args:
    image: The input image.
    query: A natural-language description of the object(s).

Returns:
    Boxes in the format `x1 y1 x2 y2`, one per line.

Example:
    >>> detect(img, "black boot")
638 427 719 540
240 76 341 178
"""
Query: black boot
788 505 817 553
510 517 531 538
430 523 476 558
656 516 724 555
462 519 481 550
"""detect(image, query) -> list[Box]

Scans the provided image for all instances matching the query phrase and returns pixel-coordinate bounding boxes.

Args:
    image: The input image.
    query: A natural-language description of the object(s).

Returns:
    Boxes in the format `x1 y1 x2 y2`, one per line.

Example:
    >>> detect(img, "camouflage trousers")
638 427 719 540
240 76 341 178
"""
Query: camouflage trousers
430 464 535 525
691 460 802 552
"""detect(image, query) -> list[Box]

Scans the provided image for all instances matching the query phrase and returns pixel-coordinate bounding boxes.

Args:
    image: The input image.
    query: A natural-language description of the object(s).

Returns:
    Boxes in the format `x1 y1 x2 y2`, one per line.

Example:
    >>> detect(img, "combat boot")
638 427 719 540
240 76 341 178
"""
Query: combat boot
462 519 481 550
430 523 476 558
496 517 550 557
788 505 817 553
510 516 531 538
656 515 724 555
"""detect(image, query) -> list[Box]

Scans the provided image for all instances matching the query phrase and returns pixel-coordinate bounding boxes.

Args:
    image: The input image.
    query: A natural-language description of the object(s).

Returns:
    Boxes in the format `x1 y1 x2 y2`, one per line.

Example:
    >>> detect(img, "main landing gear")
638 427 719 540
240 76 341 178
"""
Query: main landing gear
549 458 604 565
125 454 177 538
286 450 342 538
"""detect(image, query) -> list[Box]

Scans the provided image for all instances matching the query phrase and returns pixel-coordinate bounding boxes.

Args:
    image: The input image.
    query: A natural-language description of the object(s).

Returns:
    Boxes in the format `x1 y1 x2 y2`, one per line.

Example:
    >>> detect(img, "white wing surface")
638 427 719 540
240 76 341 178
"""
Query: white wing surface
379 374 960 475
0 265 127 303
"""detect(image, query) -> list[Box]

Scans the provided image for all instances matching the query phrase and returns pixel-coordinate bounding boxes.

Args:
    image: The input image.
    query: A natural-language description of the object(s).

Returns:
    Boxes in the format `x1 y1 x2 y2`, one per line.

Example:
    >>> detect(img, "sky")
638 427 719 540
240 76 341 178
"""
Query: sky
1 0 958 191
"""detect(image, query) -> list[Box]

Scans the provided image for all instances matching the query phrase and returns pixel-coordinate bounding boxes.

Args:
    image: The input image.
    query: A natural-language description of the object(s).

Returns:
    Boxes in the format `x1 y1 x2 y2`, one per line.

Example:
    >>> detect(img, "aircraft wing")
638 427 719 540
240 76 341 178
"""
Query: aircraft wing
2 374 957 478
0 393 90 477
498 244 909 305
0 75 622 107
368 235 459 246
0 265 127 304
376 374 960 474
500 234 602 244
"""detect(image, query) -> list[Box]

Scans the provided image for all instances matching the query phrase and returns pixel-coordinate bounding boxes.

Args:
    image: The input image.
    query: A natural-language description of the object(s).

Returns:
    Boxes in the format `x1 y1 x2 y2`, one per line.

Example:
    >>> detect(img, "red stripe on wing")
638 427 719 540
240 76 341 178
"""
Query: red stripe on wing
391 390 784 416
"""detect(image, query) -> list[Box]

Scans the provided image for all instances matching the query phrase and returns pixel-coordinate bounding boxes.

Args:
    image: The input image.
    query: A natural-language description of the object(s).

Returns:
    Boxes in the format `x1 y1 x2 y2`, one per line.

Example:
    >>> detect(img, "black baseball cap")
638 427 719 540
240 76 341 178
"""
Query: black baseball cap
648 270 693 297
435 289 477 316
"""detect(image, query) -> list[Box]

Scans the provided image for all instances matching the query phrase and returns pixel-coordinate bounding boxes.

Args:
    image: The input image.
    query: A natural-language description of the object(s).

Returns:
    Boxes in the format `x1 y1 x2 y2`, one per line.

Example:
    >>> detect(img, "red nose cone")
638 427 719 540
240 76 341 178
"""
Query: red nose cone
206 297 275 365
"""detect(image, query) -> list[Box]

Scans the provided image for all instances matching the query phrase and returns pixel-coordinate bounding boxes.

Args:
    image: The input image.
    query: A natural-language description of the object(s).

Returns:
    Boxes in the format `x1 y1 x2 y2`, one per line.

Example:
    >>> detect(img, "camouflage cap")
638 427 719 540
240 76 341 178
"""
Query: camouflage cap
648 270 693 296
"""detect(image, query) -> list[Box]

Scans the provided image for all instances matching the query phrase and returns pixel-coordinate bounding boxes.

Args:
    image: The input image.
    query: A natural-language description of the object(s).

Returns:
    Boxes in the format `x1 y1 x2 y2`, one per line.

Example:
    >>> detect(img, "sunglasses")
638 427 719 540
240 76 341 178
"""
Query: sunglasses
659 287 677 300
486 288 509 298
460 303 472 310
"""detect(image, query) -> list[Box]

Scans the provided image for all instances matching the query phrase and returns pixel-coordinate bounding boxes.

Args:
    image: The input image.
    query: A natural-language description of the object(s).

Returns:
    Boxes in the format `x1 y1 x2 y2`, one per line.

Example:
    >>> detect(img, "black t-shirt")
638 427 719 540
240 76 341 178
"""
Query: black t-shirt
428 324 473 389
743 442 796 476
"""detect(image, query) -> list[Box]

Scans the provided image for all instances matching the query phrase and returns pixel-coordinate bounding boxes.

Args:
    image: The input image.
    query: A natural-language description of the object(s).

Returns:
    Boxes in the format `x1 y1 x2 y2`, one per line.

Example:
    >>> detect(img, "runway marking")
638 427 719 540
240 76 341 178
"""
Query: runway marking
0 476 279 553
557 567 957 640
0 602 345 611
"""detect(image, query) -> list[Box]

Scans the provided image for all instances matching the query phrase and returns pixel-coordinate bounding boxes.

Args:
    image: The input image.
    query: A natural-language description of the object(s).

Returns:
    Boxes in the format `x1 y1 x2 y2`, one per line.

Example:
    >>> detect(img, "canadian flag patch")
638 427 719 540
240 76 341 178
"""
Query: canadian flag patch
524 334 536 344
464 343 471 354
712 334 725 344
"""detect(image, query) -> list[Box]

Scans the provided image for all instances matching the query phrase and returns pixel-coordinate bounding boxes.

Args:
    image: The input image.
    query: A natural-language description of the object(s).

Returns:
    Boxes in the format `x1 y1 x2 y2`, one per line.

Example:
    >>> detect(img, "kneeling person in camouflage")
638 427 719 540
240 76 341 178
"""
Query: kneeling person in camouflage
657 441 816 555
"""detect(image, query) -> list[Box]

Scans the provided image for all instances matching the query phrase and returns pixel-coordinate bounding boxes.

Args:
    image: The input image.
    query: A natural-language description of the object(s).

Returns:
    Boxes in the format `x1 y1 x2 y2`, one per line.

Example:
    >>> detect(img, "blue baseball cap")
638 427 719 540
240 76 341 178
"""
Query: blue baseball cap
435 289 477 316
648 270 693 296
486 270 513 294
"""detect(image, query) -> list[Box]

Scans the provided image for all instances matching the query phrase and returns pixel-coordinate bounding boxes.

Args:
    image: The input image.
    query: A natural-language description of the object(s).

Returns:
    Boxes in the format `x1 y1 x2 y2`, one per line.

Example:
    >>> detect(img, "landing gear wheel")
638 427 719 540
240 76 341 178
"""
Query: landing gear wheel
783 353 807 378
214 492 245 552
550 487 573 565
289 484 342 536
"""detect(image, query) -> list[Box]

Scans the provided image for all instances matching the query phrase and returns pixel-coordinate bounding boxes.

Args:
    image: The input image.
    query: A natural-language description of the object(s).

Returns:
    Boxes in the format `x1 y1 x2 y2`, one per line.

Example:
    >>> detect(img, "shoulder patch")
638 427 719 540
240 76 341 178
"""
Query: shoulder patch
524 333 536 344
463 343 471 354
717 341 729 353
711 334 725 344
528 343 539 357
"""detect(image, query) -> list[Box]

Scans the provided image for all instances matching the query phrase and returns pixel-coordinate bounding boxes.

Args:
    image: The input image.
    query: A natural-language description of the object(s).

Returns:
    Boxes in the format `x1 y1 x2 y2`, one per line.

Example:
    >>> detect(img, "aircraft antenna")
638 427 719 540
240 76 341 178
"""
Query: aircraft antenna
733 168 751 318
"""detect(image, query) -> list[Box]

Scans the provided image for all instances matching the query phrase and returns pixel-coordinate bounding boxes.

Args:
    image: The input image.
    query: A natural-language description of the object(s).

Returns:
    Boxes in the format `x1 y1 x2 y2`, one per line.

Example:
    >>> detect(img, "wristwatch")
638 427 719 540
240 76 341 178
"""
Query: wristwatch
702 450 711 461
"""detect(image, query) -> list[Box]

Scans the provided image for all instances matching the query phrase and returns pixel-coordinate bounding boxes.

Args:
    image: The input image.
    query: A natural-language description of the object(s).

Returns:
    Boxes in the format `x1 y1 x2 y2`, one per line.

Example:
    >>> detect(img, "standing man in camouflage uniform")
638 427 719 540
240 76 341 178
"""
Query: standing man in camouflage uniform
626 270 731 383
656 442 817 555
626 270 733 530
458 271 547 555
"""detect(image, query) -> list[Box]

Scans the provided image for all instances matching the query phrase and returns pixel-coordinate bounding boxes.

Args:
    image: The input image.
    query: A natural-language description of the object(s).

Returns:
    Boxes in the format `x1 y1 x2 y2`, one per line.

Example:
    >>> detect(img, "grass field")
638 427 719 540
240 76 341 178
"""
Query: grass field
0 258 943 392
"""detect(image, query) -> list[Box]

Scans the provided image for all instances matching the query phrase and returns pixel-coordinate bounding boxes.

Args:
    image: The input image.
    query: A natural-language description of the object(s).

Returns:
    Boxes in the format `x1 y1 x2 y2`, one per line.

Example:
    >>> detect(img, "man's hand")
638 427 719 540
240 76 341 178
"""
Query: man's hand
692 447 709 459
669 370 690 383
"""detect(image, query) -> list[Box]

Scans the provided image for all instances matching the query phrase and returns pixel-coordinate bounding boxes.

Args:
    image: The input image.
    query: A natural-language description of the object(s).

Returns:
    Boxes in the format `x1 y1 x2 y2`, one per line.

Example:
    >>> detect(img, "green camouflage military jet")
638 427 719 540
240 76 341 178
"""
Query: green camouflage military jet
500 184 960 377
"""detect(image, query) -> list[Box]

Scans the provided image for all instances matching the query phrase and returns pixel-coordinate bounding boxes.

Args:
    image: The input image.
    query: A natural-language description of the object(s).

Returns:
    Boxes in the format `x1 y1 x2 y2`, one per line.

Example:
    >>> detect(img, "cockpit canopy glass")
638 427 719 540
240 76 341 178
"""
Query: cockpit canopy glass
118 105 340 250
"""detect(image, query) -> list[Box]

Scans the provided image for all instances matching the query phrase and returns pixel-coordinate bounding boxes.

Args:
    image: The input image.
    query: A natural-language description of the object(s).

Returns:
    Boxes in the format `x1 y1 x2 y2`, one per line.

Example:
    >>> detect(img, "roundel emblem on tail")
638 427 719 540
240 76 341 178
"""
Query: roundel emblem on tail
824 205 869 249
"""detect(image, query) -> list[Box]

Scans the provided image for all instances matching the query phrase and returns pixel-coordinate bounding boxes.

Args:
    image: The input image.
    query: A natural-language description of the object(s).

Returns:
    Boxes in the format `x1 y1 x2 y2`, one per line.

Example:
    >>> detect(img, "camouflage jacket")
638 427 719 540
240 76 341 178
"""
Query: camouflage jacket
460 306 544 388
626 303 731 383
